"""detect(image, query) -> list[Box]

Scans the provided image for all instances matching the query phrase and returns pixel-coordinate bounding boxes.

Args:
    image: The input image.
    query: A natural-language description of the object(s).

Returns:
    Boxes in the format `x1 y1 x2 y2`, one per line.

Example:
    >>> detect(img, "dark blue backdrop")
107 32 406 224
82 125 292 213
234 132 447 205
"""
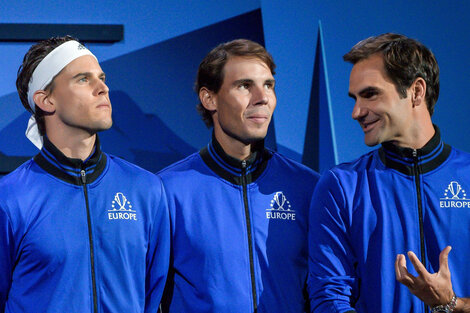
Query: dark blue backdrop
1 1 469 176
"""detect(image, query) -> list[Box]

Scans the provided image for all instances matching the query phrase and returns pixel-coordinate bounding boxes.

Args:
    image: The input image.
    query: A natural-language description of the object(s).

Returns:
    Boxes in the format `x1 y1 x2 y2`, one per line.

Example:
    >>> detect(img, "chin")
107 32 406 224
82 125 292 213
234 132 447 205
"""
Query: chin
363 129 384 147
364 137 380 147
93 119 113 132
239 134 267 145
247 130 269 141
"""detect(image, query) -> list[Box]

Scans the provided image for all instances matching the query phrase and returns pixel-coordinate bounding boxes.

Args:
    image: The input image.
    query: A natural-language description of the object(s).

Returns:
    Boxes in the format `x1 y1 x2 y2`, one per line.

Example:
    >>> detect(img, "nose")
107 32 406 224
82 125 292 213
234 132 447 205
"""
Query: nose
94 78 109 96
351 100 367 120
252 84 269 105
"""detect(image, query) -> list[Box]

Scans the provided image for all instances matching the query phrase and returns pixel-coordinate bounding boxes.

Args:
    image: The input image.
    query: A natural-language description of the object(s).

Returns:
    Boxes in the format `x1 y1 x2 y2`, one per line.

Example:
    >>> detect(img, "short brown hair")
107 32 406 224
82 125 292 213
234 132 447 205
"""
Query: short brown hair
343 33 439 116
195 39 276 127
16 35 78 135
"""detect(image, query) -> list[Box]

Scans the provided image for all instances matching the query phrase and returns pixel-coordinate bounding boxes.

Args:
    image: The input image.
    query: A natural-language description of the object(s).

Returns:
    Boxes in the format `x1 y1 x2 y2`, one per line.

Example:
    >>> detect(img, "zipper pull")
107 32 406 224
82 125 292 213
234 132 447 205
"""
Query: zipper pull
81 169 87 184
241 160 247 175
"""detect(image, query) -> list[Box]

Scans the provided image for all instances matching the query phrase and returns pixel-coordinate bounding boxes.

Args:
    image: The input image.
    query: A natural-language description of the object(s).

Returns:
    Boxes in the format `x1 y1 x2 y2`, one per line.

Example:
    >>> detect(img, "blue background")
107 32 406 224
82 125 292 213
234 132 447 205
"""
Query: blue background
1 1 469 175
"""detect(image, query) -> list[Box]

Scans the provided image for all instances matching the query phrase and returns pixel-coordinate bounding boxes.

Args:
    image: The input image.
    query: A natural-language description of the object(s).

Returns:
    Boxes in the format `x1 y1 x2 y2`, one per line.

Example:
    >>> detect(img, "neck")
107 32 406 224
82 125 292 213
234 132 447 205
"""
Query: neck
393 116 435 150
46 131 97 161
213 129 254 161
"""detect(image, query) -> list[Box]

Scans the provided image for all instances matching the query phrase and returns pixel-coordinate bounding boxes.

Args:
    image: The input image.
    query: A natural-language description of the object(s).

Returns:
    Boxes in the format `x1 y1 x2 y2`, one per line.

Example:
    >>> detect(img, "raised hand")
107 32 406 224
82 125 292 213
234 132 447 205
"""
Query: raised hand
395 246 454 307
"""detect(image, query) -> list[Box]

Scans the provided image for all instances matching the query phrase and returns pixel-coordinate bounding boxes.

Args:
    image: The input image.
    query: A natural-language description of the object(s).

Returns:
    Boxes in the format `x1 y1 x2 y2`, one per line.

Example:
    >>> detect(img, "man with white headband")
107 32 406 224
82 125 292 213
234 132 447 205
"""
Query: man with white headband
0 36 170 312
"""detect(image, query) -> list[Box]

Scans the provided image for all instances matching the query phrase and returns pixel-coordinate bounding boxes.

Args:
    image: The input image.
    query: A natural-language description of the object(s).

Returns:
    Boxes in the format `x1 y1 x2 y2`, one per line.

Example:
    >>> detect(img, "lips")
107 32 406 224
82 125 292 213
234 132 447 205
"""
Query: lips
361 119 379 132
96 102 111 109
247 114 269 124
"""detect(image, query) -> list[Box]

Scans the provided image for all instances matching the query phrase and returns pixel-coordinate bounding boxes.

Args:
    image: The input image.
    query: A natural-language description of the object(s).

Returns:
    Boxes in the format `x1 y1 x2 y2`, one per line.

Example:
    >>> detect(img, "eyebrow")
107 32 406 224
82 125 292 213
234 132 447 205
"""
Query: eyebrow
348 86 380 99
232 79 253 86
265 79 276 85
72 71 106 79
232 78 276 86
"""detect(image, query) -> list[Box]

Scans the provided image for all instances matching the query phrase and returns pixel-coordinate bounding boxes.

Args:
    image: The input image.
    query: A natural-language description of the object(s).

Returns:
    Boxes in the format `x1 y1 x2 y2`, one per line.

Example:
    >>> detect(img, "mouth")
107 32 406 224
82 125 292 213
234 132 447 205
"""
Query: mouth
360 119 379 132
96 102 111 110
247 115 269 124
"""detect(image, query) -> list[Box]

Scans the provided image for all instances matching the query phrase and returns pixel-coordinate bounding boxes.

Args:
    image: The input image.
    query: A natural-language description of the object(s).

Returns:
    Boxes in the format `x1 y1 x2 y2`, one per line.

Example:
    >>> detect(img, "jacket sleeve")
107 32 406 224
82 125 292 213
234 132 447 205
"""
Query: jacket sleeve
308 170 358 313
0 205 14 312
144 178 171 313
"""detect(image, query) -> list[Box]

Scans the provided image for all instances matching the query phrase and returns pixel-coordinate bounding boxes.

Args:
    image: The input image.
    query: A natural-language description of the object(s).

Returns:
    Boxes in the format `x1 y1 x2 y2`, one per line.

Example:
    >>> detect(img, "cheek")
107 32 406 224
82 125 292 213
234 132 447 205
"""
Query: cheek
221 103 244 119
270 97 277 110
50 90 67 106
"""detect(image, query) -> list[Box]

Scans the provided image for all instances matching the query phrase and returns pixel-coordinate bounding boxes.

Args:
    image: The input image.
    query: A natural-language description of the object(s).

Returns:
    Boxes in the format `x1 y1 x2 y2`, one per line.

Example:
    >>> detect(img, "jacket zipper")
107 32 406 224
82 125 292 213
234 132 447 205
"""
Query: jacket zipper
81 169 98 312
412 150 428 313
241 160 257 312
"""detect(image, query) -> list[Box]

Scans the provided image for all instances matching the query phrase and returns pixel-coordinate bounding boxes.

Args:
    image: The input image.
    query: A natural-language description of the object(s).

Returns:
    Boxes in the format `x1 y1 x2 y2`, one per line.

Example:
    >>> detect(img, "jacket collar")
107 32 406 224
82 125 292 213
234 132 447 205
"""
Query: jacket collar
199 133 271 185
378 125 451 175
34 135 107 185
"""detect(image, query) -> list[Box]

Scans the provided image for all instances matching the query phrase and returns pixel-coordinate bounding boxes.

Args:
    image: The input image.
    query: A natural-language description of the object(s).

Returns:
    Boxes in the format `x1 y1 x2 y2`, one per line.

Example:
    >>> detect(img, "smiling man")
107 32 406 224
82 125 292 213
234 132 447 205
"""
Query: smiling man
308 33 470 313
0 36 170 312
158 39 319 312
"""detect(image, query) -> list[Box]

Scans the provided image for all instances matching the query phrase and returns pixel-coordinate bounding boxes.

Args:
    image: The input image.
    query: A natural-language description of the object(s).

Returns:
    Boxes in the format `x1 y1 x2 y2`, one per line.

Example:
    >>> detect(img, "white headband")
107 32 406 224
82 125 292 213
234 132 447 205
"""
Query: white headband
25 40 97 149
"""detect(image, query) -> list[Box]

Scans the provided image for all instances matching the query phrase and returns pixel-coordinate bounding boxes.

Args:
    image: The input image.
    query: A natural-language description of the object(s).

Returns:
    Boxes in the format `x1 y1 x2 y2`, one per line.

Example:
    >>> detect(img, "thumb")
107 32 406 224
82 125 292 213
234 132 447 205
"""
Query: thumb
439 246 452 274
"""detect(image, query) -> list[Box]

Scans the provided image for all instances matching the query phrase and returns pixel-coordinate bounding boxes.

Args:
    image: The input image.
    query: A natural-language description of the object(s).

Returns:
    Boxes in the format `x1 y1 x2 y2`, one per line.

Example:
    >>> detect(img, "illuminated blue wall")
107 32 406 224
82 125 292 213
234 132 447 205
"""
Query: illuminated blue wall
1 1 469 175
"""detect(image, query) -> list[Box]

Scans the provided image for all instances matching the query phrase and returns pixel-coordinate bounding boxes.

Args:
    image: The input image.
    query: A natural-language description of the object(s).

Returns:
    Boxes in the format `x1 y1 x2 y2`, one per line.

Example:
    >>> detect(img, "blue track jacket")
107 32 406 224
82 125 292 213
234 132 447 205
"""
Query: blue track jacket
159 137 320 312
0 136 170 313
308 127 470 312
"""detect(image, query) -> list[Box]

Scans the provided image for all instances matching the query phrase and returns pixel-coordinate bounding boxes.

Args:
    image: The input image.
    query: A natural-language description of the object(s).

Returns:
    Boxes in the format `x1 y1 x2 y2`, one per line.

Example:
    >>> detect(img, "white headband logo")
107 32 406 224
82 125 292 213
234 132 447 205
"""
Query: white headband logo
25 40 97 149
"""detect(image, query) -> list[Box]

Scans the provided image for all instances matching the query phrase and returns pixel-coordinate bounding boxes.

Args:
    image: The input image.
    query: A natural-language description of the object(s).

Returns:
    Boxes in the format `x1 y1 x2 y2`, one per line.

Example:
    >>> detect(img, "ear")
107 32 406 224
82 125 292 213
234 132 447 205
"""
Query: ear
410 77 426 108
199 87 217 112
33 90 56 113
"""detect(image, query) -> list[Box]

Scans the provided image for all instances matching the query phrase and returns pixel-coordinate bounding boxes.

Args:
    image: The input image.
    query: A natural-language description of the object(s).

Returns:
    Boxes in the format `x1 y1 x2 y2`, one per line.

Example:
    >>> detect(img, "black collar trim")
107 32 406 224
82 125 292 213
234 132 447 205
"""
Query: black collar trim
378 126 451 175
199 134 271 185
33 135 107 185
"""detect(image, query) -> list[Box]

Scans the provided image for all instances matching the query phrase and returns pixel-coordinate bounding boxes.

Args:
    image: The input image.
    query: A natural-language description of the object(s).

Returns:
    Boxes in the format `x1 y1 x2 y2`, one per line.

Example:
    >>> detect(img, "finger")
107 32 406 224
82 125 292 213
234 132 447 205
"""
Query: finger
395 254 415 286
438 246 452 274
395 254 403 279
407 251 430 278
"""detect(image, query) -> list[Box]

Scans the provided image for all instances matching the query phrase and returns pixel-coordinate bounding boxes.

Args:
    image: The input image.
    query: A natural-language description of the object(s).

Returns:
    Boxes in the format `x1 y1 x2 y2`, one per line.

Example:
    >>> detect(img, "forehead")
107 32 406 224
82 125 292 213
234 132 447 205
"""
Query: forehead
349 54 392 91
59 55 102 77
222 56 273 81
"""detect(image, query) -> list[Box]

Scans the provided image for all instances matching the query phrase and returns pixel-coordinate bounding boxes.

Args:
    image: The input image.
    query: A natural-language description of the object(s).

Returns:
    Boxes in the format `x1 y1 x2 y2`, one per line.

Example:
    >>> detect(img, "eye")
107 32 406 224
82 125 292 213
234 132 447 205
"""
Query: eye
363 90 378 99
360 87 382 100
238 82 250 90
78 76 88 83
265 82 275 90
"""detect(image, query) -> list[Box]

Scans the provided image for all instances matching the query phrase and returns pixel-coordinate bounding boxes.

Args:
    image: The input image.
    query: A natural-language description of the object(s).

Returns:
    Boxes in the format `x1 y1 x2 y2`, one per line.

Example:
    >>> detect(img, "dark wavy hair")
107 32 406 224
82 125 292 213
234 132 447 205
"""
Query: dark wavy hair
343 33 439 116
195 39 276 127
16 35 78 135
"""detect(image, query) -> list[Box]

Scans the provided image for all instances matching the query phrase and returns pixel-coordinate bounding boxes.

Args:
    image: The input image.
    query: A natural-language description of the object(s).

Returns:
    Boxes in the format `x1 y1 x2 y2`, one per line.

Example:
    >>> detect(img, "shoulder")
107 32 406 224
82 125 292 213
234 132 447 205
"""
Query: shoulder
316 150 379 192
0 159 37 192
157 151 203 180
105 153 163 185
268 150 320 182
0 159 38 218
448 145 470 161
330 149 378 176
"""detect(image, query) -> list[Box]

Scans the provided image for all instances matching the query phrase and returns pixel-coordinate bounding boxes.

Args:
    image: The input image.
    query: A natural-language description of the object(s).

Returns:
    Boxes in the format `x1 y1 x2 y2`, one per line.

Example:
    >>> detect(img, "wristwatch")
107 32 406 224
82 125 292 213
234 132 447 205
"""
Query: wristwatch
430 294 457 313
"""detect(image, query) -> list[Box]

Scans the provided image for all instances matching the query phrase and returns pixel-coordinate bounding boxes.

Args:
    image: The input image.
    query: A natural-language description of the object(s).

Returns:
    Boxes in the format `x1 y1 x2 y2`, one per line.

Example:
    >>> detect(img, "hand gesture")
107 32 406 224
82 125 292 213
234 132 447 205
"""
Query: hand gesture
395 246 454 307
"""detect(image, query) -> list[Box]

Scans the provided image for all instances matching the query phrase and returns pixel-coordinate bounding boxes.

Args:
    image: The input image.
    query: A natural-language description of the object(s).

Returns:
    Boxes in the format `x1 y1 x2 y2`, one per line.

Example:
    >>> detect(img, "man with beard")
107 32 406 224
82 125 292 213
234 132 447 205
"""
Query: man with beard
159 39 320 312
